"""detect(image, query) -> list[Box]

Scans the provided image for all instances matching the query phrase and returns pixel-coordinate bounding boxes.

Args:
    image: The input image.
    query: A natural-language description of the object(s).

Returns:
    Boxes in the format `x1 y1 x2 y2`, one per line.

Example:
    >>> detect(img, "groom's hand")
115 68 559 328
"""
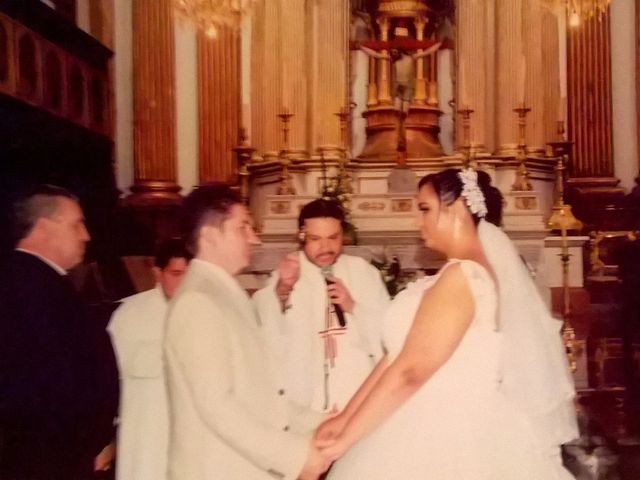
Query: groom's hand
314 413 347 447
298 443 331 480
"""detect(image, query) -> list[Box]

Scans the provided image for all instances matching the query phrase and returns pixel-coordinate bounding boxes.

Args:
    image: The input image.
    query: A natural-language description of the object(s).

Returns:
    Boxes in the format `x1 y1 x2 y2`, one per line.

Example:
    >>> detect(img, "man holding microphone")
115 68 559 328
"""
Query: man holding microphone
253 199 390 414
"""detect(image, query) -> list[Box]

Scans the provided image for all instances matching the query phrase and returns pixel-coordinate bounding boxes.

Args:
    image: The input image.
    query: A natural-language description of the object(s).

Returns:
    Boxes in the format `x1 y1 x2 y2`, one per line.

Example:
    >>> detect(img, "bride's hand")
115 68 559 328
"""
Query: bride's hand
314 413 348 447
317 435 349 463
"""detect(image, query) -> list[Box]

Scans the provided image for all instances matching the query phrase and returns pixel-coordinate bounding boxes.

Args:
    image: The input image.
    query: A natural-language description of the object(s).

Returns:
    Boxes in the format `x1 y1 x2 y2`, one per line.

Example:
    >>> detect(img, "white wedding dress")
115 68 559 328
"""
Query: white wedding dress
328 259 571 480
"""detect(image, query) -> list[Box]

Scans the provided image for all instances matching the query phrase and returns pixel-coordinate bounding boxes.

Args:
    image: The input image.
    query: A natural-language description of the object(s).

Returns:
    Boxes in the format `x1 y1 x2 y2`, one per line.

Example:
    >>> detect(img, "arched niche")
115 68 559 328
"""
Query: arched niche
0 21 8 84
68 62 85 120
17 32 39 99
43 49 63 111
89 74 105 127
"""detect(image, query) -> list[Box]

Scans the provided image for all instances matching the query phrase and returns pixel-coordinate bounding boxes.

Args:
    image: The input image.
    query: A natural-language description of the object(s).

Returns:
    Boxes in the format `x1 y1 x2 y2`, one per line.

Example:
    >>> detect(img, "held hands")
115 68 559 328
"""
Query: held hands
297 441 333 480
314 413 346 445
312 413 350 465
326 277 354 314
298 413 351 479
276 253 300 303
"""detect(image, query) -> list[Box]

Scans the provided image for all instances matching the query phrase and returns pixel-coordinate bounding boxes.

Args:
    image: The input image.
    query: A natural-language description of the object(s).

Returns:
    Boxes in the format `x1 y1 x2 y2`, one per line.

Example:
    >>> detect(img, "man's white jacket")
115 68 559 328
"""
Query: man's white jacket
253 252 390 412
164 259 320 480
108 286 169 480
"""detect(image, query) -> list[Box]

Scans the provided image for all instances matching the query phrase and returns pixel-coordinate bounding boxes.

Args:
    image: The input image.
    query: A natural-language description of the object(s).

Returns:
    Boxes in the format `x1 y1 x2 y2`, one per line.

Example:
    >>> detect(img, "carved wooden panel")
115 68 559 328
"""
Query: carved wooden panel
52 0 77 23
89 73 107 133
67 60 87 123
567 8 614 177
15 27 42 104
0 12 111 137
0 15 14 94
43 46 65 113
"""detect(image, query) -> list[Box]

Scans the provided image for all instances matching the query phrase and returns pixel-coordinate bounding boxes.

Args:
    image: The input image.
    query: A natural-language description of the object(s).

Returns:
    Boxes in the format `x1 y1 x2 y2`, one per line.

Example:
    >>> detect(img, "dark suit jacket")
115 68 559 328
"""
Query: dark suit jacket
0 251 118 480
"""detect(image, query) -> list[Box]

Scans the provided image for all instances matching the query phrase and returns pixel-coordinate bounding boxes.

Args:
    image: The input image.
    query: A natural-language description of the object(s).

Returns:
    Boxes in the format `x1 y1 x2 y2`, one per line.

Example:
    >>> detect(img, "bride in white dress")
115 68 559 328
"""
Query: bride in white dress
313 168 578 480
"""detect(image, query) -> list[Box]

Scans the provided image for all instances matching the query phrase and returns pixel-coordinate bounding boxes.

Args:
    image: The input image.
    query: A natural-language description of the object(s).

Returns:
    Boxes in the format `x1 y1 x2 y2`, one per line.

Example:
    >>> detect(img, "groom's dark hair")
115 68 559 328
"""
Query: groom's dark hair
182 184 242 254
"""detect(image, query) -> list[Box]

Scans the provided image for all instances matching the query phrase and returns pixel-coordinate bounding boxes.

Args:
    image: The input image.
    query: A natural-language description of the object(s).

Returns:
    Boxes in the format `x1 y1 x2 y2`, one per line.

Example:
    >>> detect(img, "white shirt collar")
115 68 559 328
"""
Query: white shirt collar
190 258 252 303
15 248 67 276
191 258 238 286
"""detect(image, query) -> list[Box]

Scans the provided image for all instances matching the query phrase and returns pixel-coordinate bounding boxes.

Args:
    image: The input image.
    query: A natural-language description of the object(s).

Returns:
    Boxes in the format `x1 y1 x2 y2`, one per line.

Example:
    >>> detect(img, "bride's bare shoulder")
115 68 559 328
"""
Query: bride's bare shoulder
414 263 474 322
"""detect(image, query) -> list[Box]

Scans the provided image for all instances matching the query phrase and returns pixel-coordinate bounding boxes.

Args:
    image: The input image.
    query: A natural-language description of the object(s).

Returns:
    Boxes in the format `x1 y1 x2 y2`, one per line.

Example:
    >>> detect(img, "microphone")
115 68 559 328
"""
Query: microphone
321 266 346 327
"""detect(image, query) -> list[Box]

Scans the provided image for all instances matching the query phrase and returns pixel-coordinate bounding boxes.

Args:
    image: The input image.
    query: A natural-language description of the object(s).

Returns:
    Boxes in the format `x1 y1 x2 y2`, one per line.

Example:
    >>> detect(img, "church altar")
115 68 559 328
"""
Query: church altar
231 0 587 305
239 152 587 304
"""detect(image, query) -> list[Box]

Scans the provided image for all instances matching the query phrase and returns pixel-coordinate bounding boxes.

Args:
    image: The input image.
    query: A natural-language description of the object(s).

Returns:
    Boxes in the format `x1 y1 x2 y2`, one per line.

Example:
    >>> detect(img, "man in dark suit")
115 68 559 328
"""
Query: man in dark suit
0 185 117 479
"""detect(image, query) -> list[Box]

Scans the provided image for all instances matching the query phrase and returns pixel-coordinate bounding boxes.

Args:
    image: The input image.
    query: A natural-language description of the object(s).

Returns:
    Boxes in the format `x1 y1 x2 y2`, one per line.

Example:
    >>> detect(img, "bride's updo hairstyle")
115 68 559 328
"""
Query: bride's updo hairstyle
418 168 503 227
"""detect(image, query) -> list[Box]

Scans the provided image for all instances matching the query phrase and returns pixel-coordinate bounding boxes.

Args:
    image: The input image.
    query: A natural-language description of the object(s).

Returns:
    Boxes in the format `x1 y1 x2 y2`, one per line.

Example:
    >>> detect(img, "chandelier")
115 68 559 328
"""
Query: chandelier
173 0 257 38
566 0 612 26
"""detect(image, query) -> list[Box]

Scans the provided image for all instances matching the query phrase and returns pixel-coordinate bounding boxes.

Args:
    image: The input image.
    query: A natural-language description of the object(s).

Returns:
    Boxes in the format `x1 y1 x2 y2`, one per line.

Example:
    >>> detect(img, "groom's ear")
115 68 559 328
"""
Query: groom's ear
201 224 221 247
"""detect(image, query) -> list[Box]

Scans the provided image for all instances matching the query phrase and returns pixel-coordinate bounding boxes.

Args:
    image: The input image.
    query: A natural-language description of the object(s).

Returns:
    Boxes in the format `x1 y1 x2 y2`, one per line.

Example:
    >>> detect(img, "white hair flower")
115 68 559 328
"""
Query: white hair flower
458 168 488 218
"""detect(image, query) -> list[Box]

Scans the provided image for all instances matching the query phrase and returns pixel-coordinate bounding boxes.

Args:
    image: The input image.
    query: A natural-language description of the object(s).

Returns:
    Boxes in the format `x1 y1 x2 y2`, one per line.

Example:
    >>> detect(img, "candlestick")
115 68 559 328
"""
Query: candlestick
276 110 296 195
232 126 256 205
277 108 294 153
334 105 354 193
512 103 532 191
457 105 475 168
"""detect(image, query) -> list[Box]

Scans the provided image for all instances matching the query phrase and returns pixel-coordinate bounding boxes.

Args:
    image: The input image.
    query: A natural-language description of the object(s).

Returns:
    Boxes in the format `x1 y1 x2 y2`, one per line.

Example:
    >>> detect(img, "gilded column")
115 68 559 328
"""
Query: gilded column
251 0 282 155
197 27 241 184
413 16 427 104
376 17 392 105
89 0 113 49
280 0 308 153
495 0 524 154
541 6 561 144
567 8 613 176
367 56 379 106
130 0 180 202
522 0 545 151
456 0 492 152
314 0 347 151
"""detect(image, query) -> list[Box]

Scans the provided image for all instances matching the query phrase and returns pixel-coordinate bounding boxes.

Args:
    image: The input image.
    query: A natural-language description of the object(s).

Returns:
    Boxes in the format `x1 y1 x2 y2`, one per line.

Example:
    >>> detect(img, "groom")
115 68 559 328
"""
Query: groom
164 185 330 480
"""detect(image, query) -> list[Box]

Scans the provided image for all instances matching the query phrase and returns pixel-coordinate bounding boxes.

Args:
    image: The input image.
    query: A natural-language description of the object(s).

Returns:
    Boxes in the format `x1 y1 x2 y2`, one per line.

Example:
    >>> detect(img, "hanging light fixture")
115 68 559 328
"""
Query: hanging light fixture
566 0 612 27
173 0 257 38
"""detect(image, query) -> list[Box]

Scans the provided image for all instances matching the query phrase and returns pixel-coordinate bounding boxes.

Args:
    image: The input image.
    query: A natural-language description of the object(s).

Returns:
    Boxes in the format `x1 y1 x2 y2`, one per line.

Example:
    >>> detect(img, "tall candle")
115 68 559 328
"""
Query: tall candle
517 55 527 105
559 96 567 122
459 62 469 108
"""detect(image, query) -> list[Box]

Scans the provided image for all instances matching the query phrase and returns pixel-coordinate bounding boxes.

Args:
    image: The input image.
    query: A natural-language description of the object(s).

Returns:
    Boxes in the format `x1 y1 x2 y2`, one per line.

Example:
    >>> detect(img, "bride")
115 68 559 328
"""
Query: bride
313 168 578 479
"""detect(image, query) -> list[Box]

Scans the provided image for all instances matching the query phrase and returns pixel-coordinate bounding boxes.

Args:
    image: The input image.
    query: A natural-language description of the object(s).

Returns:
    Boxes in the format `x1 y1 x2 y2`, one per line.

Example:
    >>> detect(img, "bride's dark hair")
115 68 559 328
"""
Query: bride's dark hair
418 168 503 227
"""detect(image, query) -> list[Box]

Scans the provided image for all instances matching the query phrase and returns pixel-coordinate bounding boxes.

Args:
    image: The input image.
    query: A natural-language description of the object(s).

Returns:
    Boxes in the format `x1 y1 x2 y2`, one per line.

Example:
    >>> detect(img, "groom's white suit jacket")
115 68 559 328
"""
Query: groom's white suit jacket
164 259 320 480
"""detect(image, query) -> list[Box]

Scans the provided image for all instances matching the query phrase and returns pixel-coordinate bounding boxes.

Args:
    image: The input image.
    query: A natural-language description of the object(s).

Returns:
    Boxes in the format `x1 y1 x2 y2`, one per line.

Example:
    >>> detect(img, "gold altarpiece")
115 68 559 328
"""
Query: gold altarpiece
240 0 588 396
244 0 563 243
123 0 575 277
